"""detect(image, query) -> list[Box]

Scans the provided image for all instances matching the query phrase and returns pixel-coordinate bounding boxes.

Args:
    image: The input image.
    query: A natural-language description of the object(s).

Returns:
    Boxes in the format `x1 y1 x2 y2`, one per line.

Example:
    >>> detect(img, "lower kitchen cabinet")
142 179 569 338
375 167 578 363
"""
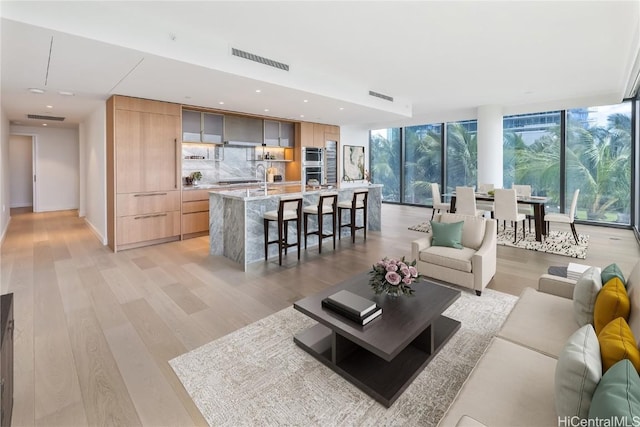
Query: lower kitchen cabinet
182 189 210 237
117 211 181 246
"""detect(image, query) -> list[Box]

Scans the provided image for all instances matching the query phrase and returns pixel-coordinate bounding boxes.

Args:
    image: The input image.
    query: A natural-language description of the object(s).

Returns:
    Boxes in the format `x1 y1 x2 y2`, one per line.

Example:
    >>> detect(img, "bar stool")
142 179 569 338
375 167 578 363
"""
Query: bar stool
338 189 368 243
263 197 303 265
303 192 338 253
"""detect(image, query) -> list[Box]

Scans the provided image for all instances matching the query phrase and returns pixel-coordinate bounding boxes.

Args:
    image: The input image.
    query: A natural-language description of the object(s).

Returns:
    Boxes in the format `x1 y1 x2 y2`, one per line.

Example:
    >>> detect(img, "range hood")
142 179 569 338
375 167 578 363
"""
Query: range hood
224 140 260 147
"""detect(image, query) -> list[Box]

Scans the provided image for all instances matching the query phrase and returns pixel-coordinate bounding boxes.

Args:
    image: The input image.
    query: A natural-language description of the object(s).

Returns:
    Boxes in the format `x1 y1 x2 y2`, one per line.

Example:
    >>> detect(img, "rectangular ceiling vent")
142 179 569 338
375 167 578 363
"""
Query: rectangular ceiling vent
27 114 65 121
369 90 394 102
232 48 289 71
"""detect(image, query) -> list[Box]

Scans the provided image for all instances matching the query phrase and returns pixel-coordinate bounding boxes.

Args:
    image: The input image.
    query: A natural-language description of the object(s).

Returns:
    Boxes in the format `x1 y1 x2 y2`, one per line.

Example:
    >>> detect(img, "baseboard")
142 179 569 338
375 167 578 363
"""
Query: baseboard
83 217 107 245
10 202 32 208
0 216 12 247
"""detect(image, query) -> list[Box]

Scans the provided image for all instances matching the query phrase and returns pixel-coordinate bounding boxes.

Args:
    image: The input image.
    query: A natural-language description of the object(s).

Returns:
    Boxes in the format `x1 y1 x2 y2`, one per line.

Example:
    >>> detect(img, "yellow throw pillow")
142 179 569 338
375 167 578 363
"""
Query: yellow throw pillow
594 278 630 335
597 317 640 373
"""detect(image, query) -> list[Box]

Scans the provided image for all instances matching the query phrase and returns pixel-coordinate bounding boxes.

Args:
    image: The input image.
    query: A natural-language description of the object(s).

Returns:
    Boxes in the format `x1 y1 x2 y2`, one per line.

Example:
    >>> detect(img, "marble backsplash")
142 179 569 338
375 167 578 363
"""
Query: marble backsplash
182 144 286 184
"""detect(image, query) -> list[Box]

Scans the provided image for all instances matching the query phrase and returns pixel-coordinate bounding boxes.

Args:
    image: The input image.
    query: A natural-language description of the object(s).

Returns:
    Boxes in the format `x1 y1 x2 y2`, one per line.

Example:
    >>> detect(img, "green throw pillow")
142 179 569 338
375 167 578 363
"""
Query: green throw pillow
430 220 464 249
589 359 640 421
602 263 626 288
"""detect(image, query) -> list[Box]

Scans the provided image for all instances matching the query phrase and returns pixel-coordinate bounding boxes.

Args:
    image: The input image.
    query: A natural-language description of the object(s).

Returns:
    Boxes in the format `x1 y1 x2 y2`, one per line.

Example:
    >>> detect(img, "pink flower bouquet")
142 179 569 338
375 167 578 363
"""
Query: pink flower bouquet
369 256 422 297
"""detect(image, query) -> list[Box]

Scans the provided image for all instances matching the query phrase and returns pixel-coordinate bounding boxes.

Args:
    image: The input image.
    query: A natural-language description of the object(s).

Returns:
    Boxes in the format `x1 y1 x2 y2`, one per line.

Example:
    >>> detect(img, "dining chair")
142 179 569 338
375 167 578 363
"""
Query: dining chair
512 184 533 231
545 189 580 245
493 188 526 243
476 183 495 216
455 186 483 217
430 183 450 220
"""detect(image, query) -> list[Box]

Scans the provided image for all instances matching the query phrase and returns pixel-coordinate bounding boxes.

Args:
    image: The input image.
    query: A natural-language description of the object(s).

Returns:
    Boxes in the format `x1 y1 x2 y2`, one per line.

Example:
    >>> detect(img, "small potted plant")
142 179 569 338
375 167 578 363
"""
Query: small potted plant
190 171 202 185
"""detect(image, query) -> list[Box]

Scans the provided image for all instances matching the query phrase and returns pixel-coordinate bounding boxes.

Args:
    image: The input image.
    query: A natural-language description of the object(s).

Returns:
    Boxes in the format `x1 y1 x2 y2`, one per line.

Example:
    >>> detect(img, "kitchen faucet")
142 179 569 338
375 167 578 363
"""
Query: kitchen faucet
256 163 267 194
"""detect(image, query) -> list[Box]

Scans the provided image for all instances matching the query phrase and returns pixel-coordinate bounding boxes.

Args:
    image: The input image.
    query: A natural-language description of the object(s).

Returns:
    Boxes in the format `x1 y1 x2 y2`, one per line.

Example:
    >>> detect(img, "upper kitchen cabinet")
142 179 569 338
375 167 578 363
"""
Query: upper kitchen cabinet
297 122 339 147
224 115 263 145
182 110 224 143
264 120 295 147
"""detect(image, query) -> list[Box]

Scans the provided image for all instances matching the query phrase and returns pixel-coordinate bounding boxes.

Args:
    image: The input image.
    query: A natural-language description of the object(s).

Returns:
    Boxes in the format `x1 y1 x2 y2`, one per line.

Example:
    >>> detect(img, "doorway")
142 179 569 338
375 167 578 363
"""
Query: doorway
8 134 36 212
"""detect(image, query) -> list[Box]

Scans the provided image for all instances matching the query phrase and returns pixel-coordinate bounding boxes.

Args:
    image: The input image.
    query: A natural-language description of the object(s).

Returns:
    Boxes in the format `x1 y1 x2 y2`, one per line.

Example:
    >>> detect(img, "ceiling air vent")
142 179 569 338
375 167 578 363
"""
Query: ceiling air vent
27 114 65 121
369 90 394 102
232 48 289 71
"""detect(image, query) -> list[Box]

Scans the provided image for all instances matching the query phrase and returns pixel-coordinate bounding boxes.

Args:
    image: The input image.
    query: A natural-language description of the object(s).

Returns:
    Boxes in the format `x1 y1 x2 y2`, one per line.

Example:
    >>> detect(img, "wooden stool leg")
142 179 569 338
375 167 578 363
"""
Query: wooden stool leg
303 213 308 250
363 207 367 241
317 213 323 253
278 217 284 266
332 211 336 250
296 217 301 260
263 218 269 261
351 207 356 243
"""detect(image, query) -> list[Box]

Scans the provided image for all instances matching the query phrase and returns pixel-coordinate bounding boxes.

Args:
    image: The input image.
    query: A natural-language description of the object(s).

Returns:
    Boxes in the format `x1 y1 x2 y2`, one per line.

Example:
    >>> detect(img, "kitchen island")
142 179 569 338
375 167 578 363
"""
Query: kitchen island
209 184 382 270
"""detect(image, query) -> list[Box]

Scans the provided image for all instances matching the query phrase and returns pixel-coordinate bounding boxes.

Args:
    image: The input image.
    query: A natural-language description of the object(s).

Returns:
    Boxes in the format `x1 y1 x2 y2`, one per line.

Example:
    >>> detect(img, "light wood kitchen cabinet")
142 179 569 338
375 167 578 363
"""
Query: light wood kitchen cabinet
182 189 210 237
107 95 182 251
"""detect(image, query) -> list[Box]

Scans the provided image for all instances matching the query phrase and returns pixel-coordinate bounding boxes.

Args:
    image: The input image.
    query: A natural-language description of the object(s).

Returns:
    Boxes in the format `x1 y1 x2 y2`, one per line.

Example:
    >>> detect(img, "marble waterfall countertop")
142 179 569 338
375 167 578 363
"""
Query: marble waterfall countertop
209 184 382 270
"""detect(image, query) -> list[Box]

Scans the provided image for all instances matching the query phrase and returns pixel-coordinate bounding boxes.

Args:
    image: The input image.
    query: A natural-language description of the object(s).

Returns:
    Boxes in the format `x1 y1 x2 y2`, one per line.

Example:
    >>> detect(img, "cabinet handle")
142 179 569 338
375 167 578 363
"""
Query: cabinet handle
134 192 167 197
134 213 168 220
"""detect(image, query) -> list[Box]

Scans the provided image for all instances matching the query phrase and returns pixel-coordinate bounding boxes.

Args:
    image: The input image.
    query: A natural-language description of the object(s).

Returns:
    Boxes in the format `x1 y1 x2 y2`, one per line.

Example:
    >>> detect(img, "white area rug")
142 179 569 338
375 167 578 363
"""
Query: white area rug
408 221 589 259
495 228 589 259
169 287 517 426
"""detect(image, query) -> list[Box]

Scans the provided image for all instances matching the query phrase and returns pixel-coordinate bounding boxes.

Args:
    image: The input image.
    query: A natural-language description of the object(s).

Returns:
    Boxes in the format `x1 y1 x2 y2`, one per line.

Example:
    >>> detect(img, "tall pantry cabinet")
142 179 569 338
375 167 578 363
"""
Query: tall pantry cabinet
107 96 181 251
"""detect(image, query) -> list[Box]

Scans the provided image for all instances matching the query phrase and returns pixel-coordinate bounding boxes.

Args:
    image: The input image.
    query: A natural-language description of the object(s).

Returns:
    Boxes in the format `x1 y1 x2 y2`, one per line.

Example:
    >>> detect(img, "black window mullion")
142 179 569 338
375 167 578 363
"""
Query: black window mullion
441 123 447 192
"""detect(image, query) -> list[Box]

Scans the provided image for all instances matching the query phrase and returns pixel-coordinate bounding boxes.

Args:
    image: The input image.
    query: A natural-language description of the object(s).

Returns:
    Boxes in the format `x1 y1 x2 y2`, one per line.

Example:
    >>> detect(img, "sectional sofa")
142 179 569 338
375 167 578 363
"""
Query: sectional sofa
438 260 640 426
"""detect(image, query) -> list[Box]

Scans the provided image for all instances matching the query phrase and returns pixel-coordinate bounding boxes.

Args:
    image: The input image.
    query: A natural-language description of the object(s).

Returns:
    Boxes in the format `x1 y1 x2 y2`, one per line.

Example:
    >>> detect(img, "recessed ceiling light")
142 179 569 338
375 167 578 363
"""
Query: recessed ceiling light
300 115 305 118
264 109 269 112
28 88 45 94
219 101 224 105
303 99 308 103
46 105 53 109
42 123 47 126
339 107 344 110
58 91 75 96
255 89 261 93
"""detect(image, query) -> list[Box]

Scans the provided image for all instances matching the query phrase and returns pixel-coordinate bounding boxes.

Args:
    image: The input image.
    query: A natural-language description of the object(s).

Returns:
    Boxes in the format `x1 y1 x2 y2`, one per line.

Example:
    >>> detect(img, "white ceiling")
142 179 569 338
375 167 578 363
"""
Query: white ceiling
2 1 639 130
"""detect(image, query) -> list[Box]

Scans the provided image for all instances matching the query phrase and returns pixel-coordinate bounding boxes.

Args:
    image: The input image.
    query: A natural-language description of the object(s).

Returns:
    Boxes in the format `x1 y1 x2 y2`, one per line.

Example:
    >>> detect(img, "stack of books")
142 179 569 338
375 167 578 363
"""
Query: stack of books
567 262 591 281
322 290 382 325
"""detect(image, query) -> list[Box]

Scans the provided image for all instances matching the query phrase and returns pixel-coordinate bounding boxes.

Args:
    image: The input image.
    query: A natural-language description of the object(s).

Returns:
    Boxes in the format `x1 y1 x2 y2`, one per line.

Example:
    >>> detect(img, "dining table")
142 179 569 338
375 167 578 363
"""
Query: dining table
448 193 549 242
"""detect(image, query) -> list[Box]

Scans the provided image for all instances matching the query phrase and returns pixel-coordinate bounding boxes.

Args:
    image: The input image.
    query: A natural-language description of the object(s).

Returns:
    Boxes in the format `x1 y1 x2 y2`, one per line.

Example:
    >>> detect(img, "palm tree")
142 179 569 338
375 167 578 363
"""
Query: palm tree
404 125 441 204
446 123 477 193
370 130 401 202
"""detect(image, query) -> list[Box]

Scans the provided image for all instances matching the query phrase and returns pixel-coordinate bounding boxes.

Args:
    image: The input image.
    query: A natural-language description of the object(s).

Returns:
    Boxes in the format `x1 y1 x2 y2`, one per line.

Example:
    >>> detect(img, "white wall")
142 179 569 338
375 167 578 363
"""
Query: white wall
8 135 33 207
0 108 10 244
79 104 107 244
339 125 370 188
11 125 79 212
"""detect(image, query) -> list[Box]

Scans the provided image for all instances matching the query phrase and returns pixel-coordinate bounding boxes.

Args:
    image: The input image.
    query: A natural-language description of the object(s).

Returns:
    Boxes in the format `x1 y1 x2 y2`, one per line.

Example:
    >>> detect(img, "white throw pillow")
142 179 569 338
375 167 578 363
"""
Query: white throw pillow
554 324 602 419
573 267 603 326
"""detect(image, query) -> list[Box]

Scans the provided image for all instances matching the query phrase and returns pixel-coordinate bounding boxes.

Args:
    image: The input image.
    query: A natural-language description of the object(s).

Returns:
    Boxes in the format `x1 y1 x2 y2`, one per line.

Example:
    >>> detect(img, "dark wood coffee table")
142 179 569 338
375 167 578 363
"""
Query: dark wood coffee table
293 272 461 407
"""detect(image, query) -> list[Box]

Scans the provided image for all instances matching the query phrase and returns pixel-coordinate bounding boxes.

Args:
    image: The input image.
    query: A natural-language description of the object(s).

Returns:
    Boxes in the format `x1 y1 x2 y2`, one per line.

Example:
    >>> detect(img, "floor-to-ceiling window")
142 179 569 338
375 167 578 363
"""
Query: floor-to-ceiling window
404 124 442 205
371 101 636 229
370 128 401 202
566 103 632 225
503 111 562 212
446 120 477 193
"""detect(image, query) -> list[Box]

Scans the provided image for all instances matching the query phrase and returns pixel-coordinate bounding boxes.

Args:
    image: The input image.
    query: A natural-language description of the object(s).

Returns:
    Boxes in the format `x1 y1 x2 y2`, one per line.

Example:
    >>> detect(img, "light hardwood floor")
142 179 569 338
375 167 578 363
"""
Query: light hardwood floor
1 204 639 426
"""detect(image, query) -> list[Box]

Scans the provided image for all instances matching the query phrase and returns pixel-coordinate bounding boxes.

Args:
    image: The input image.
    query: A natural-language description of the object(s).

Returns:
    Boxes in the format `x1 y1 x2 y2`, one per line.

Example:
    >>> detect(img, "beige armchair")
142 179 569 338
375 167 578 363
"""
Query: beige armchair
411 213 497 296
